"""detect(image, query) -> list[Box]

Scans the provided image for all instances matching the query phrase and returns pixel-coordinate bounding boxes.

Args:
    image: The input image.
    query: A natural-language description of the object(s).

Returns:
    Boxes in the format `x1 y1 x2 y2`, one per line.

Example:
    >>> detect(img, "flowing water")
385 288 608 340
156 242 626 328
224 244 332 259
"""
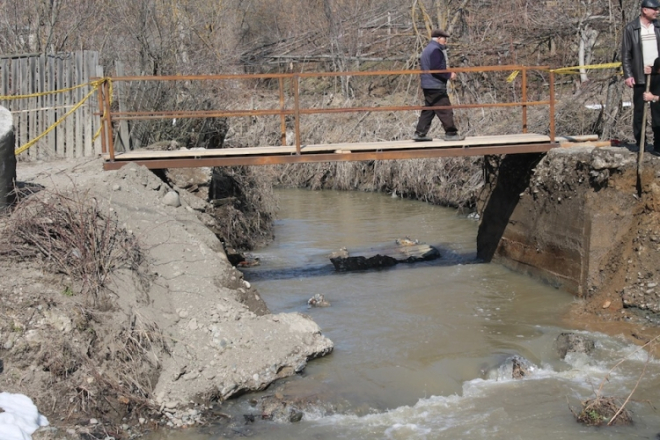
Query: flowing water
156 189 660 439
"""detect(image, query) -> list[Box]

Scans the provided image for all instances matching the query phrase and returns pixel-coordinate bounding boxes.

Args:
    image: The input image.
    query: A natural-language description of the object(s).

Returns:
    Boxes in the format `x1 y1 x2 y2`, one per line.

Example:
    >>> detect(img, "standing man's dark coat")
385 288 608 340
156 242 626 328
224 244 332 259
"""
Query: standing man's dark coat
622 0 660 148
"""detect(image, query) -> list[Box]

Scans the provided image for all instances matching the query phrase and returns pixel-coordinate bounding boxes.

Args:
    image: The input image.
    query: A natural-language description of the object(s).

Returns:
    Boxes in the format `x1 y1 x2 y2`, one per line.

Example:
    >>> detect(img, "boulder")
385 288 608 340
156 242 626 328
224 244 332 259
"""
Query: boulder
555 332 595 359
330 239 440 271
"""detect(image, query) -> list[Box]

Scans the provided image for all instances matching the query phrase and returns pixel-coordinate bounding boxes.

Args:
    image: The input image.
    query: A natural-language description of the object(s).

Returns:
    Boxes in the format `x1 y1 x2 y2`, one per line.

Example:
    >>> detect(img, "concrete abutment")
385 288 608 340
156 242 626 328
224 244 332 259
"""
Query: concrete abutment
476 147 643 298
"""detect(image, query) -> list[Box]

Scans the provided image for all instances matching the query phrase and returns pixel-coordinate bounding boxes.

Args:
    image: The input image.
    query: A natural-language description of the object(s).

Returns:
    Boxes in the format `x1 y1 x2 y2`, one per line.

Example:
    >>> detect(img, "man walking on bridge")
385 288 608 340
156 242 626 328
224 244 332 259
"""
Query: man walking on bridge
413 29 464 142
622 0 660 150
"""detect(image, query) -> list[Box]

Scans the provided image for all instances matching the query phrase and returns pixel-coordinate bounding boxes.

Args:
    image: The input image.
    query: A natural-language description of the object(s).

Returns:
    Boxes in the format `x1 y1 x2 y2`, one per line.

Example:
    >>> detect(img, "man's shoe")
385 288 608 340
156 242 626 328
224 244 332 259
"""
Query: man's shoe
444 133 466 141
413 133 433 142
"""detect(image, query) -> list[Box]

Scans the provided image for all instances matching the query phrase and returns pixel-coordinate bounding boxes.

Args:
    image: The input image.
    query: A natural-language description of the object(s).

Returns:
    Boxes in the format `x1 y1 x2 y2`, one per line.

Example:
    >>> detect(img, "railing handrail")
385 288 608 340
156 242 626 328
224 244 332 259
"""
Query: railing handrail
95 65 555 162
92 64 550 82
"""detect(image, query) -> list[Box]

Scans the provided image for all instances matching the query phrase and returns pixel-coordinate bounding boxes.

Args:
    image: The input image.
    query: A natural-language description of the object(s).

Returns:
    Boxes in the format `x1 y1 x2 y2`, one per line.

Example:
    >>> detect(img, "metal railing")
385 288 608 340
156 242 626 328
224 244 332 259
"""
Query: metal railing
94 65 556 162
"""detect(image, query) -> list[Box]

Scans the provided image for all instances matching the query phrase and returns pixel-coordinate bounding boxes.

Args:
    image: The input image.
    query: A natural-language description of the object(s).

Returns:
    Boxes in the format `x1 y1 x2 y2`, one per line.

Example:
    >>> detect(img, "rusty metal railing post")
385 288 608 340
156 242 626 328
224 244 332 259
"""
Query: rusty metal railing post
521 67 528 133
97 80 107 155
293 74 301 155
549 70 556 142
278 77 287 146
103 80 116 160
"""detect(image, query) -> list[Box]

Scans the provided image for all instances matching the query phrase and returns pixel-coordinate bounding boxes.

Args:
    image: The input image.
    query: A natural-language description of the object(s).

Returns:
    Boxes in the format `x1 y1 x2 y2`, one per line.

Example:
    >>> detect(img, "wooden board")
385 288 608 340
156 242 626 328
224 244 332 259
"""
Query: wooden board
103 133 600 162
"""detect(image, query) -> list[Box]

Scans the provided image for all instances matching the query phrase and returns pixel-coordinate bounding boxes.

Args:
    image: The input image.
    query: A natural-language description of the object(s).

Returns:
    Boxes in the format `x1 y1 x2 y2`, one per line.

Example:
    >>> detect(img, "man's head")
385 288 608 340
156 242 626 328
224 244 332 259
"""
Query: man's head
431 29 450 42
642 0 660 8
642 0 660 18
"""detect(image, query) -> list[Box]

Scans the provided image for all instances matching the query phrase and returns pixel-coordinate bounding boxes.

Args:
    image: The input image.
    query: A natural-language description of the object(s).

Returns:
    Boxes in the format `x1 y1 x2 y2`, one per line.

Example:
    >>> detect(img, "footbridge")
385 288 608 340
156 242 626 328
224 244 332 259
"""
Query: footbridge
96 65 607 171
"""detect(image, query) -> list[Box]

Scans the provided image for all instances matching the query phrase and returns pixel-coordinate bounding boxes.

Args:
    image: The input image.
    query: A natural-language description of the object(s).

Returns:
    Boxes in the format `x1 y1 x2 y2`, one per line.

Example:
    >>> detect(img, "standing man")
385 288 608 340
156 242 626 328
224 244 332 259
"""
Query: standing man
622 0 660 150
413 29 465 142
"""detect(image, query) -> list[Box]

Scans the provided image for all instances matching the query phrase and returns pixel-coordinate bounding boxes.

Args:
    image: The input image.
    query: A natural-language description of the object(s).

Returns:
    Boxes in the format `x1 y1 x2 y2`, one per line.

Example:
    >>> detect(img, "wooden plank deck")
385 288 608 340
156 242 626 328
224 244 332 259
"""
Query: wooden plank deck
102 133 603 170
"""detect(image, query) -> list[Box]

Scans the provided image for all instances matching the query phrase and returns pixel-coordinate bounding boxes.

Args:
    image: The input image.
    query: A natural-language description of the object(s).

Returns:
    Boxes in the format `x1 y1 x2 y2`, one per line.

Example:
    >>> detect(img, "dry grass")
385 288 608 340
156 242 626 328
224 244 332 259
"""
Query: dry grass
48 312 171 428
0 185 144 304
0 185 168 426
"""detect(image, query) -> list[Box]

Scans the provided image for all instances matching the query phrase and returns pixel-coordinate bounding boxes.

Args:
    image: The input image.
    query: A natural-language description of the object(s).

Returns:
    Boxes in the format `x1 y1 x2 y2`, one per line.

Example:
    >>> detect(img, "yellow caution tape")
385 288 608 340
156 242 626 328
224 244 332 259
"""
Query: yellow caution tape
551 62 622 75
5 78 112 155
0 81 92 101
506 62 622 82
506 71 519 83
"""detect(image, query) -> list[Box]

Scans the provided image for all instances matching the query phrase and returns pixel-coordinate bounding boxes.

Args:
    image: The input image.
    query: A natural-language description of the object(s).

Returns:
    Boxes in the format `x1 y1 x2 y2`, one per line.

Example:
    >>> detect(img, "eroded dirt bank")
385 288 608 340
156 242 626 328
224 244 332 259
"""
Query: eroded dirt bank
0 158 332 439
477 147 660 342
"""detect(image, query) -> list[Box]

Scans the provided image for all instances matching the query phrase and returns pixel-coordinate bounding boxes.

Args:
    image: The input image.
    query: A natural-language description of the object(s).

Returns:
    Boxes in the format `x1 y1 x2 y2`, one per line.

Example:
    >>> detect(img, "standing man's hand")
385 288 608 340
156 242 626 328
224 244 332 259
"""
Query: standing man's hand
645 65 653 74
625 77 636 88
449 72 457 80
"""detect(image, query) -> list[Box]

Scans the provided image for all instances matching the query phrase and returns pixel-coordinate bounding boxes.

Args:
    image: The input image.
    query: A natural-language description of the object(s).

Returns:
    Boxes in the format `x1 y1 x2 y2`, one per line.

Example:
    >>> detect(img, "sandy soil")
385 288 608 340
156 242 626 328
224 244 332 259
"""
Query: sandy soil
0 157 332 439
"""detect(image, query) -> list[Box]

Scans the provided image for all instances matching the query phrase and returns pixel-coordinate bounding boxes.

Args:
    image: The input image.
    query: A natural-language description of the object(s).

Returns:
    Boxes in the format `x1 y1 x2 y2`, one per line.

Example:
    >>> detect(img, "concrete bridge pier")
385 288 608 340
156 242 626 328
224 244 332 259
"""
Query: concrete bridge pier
476 147 645 299
0 106 16 209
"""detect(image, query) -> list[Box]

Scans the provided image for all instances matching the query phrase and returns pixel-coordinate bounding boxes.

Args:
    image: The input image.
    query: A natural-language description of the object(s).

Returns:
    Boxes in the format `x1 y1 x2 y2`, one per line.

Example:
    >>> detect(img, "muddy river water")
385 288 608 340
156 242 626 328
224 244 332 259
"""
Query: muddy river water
157 189 660 439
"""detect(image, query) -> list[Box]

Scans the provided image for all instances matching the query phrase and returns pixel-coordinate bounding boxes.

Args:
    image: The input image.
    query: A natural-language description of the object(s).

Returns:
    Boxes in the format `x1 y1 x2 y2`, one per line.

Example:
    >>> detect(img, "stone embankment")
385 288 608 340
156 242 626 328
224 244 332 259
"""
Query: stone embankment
477 147 660 325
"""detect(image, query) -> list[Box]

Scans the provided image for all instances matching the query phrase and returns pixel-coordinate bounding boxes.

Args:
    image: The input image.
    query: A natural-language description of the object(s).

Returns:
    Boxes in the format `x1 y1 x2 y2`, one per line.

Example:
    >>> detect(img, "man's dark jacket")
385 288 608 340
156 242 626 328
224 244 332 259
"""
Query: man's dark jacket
622 17 660 85
419 40 451 90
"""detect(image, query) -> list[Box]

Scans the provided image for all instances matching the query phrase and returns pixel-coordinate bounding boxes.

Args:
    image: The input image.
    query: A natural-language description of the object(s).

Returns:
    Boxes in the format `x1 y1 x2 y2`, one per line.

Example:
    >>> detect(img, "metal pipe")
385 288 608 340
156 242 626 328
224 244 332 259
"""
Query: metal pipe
279 77 287 146
97 79 107 154
522 67 528 133
93 65 550 83
293 74 301 155
549 71 556 142
104 101 551 121
103 80 116 161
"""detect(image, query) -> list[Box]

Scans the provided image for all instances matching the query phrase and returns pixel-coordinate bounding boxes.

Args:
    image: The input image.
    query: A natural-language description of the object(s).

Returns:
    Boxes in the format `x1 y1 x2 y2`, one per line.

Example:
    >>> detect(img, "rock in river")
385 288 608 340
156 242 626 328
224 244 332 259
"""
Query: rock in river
329 239 440 271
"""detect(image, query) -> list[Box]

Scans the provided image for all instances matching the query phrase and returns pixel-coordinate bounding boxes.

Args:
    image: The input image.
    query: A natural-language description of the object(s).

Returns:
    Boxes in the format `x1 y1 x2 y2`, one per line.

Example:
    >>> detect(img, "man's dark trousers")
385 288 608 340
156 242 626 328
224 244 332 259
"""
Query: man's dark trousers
415 88 458 136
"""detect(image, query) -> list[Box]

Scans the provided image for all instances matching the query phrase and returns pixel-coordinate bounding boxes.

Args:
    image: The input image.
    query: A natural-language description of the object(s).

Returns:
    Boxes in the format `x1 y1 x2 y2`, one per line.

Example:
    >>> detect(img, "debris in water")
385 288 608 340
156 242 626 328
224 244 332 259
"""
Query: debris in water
575 397 632 426
329 239 440 271
308 294 330 308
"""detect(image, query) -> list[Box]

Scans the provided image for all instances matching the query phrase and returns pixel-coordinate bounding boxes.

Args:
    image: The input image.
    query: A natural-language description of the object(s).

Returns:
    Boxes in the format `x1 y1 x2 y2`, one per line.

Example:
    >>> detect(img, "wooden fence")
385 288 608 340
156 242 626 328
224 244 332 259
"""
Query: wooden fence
0 51 103 161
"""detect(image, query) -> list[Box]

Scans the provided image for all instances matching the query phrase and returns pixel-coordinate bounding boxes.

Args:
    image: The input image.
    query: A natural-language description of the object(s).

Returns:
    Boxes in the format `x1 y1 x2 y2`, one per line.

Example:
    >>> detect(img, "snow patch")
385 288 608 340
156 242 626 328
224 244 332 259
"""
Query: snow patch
0 392 49 440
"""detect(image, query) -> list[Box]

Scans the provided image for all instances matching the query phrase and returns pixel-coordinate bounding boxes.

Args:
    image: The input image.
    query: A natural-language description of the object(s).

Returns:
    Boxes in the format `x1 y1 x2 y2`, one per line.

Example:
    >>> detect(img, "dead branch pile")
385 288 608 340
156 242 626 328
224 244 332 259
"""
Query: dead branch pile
0 187 144 303
39 311 169 430
85 314 169 410
209 166 277 249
